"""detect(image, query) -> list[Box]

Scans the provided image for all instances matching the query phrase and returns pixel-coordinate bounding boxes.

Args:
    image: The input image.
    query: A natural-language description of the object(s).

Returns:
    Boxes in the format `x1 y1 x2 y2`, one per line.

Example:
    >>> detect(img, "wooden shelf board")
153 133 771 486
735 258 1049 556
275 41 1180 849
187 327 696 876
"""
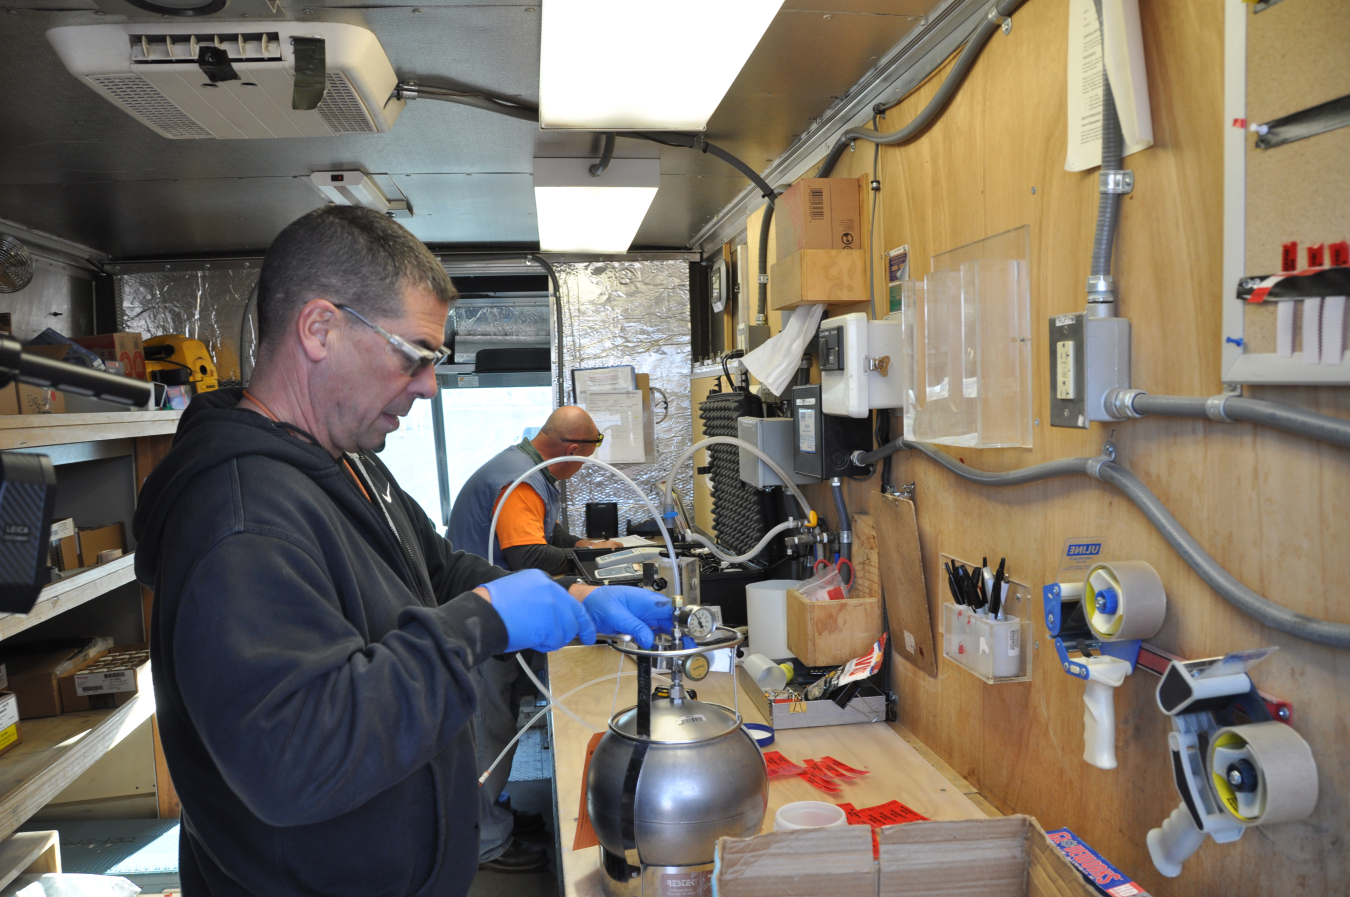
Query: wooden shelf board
0 688 156 844
0 555 137 644
0 831 59 892
0 412 182 450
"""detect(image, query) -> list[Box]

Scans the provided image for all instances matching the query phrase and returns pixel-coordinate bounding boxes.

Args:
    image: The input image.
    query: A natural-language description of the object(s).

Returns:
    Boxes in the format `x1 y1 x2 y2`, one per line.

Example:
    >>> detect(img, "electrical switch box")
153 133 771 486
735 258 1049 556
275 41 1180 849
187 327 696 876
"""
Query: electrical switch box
1049 313 1131 428
738 417 818 487
791 384 873 479
818 312 905 418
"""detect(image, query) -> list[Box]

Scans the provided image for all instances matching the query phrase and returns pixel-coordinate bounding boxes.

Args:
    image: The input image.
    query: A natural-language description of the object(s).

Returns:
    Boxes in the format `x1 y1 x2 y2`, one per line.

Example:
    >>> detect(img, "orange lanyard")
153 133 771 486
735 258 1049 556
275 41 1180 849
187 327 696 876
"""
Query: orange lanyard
241 389 372 503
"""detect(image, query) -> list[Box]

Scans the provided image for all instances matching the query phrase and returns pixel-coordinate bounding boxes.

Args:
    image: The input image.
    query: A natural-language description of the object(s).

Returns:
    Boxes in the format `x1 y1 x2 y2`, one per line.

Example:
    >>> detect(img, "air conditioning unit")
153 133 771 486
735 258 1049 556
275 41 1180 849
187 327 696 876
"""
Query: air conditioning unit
46 22 404 139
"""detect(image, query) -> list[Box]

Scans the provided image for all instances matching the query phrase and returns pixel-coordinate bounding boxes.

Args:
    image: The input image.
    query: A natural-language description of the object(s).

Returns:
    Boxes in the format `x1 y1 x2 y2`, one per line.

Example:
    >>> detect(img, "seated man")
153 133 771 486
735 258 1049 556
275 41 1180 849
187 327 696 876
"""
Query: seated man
449 405 622 574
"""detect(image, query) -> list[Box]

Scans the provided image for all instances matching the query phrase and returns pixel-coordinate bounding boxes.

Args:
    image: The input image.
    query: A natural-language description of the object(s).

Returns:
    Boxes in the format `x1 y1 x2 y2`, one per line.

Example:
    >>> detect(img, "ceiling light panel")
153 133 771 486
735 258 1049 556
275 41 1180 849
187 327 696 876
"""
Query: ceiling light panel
538 0 785 131
533 158 660 253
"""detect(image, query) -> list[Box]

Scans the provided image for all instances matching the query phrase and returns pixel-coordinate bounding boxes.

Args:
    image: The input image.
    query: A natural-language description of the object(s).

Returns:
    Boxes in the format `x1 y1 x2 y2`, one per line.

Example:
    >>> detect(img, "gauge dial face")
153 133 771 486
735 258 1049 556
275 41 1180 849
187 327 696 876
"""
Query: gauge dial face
682 654 710 681
684 606 716 640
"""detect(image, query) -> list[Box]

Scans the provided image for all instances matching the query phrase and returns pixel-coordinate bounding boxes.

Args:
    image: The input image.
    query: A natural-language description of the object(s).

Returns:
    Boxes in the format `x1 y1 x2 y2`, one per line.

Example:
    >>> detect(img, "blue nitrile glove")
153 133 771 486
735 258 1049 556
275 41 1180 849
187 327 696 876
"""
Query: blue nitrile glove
582 586 675 650
482 569 597 653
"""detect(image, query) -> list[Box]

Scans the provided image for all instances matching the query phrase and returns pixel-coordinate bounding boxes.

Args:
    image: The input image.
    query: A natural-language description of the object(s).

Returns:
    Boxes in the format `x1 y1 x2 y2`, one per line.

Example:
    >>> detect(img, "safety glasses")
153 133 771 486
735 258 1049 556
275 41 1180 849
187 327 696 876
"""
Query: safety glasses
565 434 605 446
338 305 451 377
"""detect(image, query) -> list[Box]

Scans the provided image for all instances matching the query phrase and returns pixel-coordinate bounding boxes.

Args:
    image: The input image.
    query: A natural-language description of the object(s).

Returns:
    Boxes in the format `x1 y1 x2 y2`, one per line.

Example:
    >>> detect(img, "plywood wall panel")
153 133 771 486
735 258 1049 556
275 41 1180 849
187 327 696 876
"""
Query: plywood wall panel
781 1 1350 893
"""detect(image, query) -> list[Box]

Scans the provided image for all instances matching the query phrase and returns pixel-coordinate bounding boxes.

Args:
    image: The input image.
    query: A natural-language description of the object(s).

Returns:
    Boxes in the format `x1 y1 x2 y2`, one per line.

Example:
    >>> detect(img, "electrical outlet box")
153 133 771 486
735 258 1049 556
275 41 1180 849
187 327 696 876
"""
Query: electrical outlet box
1050 313 1131 428
738 417 818 487
819 312 905 418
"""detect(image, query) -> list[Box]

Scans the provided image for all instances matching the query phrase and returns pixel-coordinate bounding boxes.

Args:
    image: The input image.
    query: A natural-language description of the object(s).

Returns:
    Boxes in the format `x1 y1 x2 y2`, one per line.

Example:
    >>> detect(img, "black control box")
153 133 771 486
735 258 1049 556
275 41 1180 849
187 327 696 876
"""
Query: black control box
790 384 873 479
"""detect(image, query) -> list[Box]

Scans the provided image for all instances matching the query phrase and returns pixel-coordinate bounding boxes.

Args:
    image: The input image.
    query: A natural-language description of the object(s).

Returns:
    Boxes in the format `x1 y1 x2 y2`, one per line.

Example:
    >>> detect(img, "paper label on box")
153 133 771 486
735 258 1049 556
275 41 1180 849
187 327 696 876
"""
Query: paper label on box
49 518 76 541
903 630 916 654
75 669 137 696
797 409 816 452
1007 627 1020 656
0 724 16 752
0 694 18 731
457 375 479 388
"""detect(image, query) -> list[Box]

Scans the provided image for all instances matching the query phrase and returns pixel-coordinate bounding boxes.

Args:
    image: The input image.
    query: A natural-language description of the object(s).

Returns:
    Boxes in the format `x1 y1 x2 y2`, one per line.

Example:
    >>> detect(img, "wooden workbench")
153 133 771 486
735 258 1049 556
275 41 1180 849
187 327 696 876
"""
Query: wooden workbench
546 645 988 897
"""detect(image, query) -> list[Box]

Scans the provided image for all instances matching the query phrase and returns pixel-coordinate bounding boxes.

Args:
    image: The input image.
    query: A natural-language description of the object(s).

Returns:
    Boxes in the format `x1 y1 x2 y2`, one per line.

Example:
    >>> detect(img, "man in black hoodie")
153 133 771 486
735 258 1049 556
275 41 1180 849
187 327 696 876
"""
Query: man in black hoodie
133 206 671 897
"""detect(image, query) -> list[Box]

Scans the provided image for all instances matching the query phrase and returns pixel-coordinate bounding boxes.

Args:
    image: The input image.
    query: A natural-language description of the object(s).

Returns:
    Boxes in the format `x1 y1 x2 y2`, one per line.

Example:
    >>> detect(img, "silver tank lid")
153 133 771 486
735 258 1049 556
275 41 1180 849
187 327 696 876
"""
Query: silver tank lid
609 698 742 744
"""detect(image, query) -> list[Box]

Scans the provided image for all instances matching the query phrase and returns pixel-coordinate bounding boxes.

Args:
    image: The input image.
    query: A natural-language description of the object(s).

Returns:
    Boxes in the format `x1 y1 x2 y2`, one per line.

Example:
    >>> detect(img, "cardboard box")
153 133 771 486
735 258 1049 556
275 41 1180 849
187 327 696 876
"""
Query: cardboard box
73 333 148 382
60 644 150 713
769 249 867 312
714 816 1101 897
0 691 21 758
0 381 64 415
3 637 114 718
774 178 863 259
786 587 882 667
77 522 125 568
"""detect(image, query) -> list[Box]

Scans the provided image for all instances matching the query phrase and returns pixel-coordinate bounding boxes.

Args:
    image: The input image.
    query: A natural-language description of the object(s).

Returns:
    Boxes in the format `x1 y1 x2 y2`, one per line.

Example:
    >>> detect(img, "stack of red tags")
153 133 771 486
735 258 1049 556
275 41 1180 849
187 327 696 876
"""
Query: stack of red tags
761 751 870 793
835 800 930 857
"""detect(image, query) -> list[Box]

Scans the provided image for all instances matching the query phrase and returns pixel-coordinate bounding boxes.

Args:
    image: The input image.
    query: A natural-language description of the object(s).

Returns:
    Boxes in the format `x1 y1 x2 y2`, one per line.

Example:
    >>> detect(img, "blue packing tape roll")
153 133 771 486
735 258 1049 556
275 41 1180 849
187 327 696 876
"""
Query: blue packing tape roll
743 723 774 748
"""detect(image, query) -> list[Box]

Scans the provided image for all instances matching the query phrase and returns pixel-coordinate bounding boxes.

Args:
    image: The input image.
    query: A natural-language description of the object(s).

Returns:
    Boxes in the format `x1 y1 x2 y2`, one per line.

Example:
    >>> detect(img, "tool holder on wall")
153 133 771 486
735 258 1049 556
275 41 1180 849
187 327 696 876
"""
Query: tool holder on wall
937 552 1033 684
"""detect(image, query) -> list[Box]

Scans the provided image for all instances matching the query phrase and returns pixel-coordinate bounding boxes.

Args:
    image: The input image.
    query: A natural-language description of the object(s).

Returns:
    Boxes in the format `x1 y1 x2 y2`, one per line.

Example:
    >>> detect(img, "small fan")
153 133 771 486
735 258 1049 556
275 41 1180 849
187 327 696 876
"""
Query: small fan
0 236 34 294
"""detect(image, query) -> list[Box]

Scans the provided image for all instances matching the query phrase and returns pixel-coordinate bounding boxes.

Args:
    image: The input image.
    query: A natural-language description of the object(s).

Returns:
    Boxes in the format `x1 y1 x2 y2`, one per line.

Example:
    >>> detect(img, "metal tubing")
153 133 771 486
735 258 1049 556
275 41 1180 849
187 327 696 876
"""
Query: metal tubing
831 477 852 561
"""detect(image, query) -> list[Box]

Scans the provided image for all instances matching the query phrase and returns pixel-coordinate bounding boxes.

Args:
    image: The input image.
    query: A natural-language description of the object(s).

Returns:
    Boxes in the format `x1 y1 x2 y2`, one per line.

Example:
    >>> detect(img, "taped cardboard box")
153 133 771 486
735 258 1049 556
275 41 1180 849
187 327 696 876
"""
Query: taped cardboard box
0 691 20 758
2 637 114 718
60 644 150 713
0 382 64 415
76 522 125 568
716 816 1100 897
72 333 148 382
774 178 862 259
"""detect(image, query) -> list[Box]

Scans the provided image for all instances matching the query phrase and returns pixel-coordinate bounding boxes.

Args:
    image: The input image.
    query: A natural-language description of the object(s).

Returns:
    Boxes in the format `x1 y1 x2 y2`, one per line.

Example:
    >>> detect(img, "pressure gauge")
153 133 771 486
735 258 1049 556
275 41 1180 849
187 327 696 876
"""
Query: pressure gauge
680 606 716 641
680 654 710 681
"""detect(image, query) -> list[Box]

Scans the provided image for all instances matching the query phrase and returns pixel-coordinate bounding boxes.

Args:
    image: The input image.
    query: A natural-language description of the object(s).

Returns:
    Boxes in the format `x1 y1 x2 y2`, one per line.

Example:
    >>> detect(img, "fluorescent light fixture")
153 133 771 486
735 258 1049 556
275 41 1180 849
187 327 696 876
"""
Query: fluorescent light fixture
538 0 785 130
309 170 411 218
533 157 660 253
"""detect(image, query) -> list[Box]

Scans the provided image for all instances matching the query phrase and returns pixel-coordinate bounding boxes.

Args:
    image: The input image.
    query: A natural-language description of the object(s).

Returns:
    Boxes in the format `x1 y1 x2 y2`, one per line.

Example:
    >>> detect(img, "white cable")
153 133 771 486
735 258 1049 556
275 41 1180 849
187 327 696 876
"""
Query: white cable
516 652 597 734
611 651 626 716
487 454 680 596
664 436 816 531
687 521 798 564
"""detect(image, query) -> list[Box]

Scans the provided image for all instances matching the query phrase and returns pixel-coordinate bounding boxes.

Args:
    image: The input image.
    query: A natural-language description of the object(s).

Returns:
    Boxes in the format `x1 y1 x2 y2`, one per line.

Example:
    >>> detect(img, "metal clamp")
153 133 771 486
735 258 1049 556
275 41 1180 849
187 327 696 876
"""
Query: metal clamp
866 355 891 376
987 5 1012 34
1105 387 1147 420
1099 170 1135 194
604 625 745 659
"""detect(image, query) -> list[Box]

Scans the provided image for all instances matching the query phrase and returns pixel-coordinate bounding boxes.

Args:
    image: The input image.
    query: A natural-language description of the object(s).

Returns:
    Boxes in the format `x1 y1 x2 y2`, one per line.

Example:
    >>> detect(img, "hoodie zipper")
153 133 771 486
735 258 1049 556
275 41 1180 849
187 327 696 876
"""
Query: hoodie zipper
347 454 433 608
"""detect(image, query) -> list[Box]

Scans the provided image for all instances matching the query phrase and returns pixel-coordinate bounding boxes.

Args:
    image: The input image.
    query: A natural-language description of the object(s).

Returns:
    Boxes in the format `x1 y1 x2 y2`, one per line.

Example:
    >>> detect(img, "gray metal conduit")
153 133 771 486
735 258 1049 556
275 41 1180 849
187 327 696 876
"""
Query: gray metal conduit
815 0 1024 179
853 438 1350 649
1107 390 1350 448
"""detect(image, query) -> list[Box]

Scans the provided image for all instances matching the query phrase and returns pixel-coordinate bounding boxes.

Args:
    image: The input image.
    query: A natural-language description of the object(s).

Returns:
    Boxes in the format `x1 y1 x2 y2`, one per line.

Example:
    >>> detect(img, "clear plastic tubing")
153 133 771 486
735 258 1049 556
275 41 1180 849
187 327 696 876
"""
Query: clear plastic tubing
664 436 816 527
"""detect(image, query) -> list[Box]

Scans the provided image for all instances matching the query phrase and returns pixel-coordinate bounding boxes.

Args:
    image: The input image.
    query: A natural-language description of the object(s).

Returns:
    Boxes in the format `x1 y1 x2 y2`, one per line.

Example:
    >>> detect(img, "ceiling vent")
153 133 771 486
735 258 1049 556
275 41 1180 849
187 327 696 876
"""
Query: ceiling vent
46 23 404 139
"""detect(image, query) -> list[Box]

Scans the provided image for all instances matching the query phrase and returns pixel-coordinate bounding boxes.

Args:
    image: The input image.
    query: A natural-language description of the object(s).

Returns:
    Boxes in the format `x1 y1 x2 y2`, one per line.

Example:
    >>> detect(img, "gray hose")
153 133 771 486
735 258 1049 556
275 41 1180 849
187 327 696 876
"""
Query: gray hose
859 439 1350 648
400 83 541 122
1092 75 1124 279
816 0 1023 178
589 133 616 177
1117 392 1350 449
1096 461 1350 649
830 477 851 561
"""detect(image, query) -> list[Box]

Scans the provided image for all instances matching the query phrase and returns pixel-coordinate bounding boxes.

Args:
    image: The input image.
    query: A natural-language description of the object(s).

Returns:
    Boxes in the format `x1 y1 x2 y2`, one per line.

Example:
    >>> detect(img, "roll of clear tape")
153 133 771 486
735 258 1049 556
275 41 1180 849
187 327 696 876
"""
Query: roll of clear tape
742 653 788 691
1084 560 1167 641
1208 721 1319 826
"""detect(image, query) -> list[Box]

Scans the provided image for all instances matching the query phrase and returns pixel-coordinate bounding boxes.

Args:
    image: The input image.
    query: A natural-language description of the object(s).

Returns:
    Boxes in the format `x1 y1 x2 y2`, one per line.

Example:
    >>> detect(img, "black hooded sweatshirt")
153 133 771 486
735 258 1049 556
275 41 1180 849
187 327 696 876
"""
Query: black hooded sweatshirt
134 388 510 897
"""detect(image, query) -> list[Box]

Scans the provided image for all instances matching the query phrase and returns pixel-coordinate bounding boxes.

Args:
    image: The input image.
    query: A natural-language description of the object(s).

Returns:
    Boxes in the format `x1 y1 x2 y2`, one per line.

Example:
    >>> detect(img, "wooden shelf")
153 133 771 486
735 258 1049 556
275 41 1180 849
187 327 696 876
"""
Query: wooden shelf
0 831 59 893
0 412 182 451
0 555 137 644
0 687 156 844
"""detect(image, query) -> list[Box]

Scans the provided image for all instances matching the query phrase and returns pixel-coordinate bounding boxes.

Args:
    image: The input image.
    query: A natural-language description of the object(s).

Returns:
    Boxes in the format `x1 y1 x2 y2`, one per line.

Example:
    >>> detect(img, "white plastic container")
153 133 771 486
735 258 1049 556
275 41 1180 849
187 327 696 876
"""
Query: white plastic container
745 580 797 660
942 602 1023 680
774 801 848 831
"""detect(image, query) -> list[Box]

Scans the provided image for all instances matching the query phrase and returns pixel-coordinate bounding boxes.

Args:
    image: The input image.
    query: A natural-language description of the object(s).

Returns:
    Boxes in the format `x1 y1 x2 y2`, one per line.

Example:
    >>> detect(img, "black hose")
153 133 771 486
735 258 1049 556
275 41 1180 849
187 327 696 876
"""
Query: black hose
815 0 1023 178
756 200 774 322
589 132 616 177
860 438 1350 649
830 477 851 561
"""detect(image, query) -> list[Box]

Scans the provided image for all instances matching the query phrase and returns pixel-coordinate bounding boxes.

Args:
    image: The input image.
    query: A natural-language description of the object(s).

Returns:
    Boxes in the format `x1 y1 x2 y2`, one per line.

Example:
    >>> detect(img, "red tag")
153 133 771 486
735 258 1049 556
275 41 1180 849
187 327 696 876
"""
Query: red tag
1308 244 1326 268
821 756 869 777
827 586 846 601
1282 242 1299 273
861 800 930 826
1331 241 1350 267
1232 117 1247 129
836 802 866 825
763 751 807 778
798 770 843 793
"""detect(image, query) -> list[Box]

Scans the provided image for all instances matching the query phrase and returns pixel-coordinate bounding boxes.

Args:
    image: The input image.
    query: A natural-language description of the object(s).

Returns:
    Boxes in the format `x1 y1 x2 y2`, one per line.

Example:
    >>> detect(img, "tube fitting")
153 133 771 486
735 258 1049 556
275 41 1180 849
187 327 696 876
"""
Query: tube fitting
1105 387 1147 420
1086 274 1116 317
394 81 419 101
1205 394 1235 423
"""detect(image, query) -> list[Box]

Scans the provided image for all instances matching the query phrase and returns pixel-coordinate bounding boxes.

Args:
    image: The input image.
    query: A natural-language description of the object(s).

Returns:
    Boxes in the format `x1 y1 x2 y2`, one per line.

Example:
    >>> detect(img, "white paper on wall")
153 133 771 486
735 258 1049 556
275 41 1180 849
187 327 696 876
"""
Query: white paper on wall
588 389 647 463
1065 0 1154 172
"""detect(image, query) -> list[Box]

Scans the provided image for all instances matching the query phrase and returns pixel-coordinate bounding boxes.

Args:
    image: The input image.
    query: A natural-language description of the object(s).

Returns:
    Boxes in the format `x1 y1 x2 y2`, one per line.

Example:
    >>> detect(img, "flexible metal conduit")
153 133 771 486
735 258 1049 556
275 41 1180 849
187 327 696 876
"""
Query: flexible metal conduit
815 0 1024 178
1110 391 1350 449
854 439 1350 649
